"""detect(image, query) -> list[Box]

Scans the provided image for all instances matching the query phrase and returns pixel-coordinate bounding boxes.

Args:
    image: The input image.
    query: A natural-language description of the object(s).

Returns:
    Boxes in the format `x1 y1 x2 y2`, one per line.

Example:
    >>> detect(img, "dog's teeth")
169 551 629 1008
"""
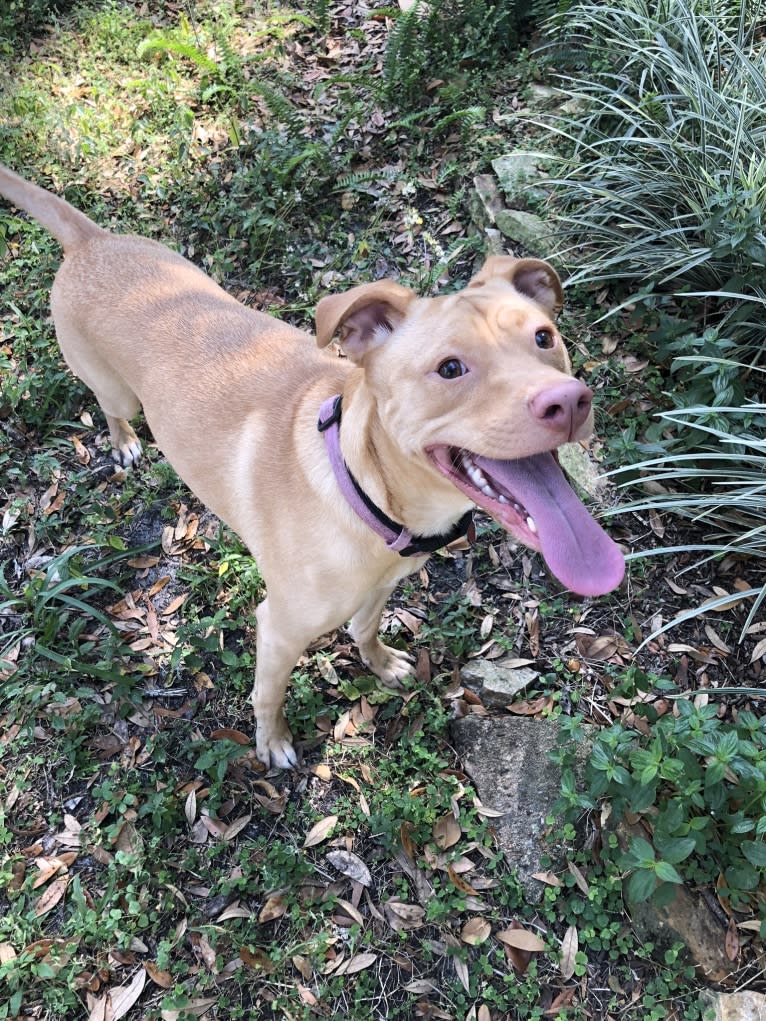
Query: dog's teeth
526 516 538 534
498 494 509 504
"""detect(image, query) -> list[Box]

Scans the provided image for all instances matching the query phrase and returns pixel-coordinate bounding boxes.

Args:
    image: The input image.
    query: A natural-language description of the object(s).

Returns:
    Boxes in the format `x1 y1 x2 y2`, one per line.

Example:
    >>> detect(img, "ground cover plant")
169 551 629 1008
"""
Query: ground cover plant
0 0 764 1019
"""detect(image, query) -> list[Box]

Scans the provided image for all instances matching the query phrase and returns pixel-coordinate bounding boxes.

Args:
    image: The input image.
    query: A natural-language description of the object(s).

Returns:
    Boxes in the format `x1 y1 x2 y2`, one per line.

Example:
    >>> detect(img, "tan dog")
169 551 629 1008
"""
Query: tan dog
0 164 624 767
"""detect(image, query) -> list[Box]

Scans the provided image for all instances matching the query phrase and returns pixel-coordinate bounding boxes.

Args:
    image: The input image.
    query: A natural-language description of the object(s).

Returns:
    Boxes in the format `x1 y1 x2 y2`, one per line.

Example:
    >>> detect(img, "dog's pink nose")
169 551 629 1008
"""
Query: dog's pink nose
529 380 593 439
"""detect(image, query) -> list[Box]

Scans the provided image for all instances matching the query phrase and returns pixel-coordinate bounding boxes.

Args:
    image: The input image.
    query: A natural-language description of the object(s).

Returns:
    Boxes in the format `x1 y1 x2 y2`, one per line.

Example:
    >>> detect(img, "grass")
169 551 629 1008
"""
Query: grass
0 0 762 1018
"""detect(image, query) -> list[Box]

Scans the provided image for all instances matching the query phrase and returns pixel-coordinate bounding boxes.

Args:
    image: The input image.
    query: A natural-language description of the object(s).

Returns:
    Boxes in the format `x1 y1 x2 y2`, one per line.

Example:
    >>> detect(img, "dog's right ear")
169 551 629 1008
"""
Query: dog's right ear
316 280 415 363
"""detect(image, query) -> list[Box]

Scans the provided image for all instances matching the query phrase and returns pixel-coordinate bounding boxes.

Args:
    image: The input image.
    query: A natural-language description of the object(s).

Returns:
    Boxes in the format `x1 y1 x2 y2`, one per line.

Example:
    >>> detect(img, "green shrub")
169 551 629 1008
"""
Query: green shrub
384 0 546 106
540 0 766 421
555 686 766 931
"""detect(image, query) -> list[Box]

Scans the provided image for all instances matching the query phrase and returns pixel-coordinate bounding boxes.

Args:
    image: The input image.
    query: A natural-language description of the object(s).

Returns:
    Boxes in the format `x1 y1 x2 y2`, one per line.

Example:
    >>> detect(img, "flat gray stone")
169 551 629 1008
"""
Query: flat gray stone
491 153 548 205
557 442 609 502
460 658 538 708
494 209 548 255
701 991 766 1021
451 716 590 901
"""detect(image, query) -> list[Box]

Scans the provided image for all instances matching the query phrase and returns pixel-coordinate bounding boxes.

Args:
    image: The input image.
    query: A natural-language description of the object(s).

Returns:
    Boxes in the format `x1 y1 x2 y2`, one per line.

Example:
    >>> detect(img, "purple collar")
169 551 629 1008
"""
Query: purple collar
318 394 473 558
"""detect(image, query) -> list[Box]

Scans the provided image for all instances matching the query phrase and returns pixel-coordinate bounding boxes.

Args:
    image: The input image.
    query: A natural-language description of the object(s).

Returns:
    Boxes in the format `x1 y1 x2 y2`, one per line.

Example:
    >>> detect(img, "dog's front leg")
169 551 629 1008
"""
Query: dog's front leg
251 596 313 769
350 585 414 687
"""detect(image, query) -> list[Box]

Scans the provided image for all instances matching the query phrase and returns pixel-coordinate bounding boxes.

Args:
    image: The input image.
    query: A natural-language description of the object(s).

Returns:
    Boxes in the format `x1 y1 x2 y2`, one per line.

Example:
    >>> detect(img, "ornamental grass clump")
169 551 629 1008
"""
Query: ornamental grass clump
541 0 766 386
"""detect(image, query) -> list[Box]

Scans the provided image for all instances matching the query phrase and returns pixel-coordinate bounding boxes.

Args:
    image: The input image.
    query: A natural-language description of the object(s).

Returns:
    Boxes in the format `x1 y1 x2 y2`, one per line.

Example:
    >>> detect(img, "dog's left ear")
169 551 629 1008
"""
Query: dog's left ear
469 255 564 316
316 280 415 362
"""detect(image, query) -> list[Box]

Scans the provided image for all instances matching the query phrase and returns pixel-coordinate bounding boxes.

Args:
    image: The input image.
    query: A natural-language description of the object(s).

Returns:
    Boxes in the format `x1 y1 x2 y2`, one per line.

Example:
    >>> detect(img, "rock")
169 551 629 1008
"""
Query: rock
557 442 609 501
451 716 591 901
618 822 736 982
491 153 548 206
701 991 766 1020
471 174 504 227
460 658 538 708
494 209 549 256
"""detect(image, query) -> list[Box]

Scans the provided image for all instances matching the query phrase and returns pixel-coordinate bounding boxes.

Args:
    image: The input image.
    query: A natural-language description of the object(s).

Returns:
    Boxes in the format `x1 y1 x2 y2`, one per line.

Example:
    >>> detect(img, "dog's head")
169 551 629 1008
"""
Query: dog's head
315 256 624 596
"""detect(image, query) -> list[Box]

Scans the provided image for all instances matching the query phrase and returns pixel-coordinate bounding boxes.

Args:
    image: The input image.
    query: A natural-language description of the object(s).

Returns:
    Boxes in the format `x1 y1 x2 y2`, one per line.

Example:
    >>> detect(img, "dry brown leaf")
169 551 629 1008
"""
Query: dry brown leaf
216 900 253 922
297 984 319 1006
567 861 590 896
224 814 251 841
161 996 218 1020
312 763 332 781
87 995 112 1021
725 916 739 961
453 954 470 993
447 864 479 896
545 987 577 1015
496 927 546 952
303 814 338 848
210 727 250 745
0 943 16 965
34 875 69 917
383 899 425 931
144 961 173 988
333 951 377 976
531 871 562 887
259 893 288 924
293 954 313 980
326 849 372 886
461 917 491 945
110 968 146 1020
559 925 578 980
433 812 461 850
239 945 276 972
184 789 197 827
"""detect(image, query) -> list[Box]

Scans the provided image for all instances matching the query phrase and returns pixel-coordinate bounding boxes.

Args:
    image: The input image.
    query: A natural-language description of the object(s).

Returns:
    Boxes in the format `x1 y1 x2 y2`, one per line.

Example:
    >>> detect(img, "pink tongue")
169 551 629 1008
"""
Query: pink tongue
475 452 625 597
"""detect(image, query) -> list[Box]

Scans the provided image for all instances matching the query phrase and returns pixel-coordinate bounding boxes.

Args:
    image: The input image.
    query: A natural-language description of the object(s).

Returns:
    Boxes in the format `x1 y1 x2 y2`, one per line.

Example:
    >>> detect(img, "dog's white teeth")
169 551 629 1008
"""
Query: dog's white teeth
480 484 496 499
526 516 538 534
498 494 509 504
466 464 488 489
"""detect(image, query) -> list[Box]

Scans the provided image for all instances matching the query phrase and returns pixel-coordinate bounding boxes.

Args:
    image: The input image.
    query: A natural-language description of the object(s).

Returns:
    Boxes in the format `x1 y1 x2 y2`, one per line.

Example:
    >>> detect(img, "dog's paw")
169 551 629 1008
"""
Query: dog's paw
256 722 298 770
112 438 142 469
361 641 414 688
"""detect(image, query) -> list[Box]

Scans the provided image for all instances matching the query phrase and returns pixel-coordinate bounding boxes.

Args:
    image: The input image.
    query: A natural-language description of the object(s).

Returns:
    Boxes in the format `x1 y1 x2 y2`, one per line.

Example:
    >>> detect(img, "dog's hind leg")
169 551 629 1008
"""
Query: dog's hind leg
350 585 414 687
53 316 143 467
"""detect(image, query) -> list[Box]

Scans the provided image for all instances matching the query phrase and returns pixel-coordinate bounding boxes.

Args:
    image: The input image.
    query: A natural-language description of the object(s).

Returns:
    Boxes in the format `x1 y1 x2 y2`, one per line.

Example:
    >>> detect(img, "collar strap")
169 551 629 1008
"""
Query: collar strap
318 394 473 558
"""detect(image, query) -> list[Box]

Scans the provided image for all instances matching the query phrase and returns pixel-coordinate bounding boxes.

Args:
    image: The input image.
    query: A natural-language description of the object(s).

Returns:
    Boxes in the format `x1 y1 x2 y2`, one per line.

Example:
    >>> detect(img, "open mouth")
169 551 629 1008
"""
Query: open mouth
428 445 625 597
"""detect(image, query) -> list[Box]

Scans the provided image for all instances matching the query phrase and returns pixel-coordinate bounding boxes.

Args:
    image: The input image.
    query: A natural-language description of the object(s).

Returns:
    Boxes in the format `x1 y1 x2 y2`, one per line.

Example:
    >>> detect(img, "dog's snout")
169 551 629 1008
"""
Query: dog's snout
529 380 593 439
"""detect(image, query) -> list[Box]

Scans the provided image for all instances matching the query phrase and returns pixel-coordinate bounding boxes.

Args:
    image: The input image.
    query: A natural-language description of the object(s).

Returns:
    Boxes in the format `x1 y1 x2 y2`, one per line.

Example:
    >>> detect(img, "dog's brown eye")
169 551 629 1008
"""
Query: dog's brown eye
535 329 555 349
437 358 466 379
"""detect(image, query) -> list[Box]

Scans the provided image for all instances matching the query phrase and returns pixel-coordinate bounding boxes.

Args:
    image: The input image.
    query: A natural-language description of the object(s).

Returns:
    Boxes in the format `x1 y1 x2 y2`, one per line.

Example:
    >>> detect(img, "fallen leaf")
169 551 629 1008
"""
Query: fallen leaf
326 849 372 886
433 812 461 850
559 925 578 980
34 875 69 917
259 893 288 923
453 954 470 993
110 968 146 1020
495 927 546 952
725 916 739 961
460 917 491 945
383 899 425 931
303 814 338 848
240 946 276 972
333 951 378 976
144 961 173 988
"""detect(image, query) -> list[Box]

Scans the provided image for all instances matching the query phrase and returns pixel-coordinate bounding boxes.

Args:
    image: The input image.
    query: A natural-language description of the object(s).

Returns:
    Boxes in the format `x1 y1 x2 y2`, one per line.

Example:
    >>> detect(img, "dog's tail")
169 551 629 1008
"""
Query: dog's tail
0 164 105 251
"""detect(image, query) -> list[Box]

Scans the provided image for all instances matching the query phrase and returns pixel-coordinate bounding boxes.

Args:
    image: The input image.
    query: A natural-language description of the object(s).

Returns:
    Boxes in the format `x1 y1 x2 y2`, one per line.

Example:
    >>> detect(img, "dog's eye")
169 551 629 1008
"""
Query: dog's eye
535 329 555 349
437 358 467 379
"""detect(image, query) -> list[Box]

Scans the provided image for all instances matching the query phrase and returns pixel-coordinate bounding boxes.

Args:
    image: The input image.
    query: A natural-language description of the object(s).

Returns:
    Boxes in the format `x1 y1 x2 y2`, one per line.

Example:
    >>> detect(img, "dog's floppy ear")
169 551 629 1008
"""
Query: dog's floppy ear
316 280 415 362
469 255 564 316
